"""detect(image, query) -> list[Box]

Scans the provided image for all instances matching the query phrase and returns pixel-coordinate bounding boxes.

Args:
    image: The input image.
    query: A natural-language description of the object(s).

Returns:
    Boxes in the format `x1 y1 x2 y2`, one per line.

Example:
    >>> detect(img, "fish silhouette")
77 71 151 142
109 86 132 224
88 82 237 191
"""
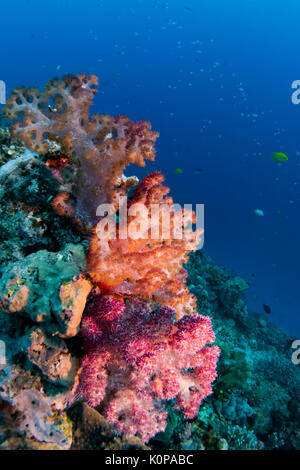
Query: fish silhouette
263 304 271 314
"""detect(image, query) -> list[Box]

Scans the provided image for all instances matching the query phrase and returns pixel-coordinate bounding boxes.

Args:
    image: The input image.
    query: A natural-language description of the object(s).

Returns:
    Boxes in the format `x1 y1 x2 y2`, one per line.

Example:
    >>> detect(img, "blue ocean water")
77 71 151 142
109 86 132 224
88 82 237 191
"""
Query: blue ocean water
0 0 299 336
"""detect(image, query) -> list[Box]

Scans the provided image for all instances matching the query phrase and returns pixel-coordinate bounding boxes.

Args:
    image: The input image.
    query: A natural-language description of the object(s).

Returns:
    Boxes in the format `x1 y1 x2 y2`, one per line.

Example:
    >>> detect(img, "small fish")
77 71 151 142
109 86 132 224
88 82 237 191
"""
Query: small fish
48 105 57 113
263 304 271 314
56 65 61 71
254 209 264 216
174 168 183 174
194 168 203 174
115 72 121 77
46 155 68 169
271 152 288 163
103 132 113 142
185 6 193 11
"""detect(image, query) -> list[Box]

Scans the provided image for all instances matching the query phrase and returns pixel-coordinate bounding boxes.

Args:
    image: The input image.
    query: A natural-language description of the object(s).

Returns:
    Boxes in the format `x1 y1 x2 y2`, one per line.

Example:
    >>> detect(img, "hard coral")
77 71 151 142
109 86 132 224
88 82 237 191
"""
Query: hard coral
75 295 219 442
3 74 158 222
0 365 72 448
87 171 201 318
68 403 149 450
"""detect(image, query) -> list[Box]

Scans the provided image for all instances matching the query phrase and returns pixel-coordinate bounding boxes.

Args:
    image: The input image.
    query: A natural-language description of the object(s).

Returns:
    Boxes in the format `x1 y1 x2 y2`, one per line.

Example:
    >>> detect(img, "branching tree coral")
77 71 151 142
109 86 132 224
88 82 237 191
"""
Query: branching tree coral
3 74 158 222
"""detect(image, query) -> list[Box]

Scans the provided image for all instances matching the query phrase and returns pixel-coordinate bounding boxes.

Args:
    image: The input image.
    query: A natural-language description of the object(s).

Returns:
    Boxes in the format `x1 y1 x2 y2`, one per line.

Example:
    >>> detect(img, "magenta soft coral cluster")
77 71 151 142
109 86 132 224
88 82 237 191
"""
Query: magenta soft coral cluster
75 295 220 442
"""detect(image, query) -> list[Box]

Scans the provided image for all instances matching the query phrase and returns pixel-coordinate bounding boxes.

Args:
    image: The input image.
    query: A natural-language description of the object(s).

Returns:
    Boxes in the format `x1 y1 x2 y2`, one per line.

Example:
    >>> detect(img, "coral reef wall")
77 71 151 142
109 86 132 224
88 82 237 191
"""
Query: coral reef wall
1 75 299 451
0 74 218 448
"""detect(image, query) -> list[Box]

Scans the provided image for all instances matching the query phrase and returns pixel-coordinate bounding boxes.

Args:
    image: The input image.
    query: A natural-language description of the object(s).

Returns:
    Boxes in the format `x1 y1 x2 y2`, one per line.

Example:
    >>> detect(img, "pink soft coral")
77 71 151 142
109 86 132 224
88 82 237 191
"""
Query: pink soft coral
75 295 219 442
3 74 158 222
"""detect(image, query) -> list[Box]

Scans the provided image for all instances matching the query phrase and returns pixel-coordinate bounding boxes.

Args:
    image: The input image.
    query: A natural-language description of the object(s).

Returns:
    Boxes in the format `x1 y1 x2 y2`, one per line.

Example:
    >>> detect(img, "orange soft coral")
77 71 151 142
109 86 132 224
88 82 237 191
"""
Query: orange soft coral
87 172 202 318
4 75 202 317
51 192 76 218
3 74 158 223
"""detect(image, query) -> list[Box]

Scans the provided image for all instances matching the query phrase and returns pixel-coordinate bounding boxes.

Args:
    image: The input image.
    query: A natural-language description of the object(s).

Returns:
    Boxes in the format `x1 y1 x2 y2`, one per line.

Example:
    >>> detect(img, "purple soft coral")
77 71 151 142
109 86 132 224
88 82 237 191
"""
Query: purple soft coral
75 295 219 442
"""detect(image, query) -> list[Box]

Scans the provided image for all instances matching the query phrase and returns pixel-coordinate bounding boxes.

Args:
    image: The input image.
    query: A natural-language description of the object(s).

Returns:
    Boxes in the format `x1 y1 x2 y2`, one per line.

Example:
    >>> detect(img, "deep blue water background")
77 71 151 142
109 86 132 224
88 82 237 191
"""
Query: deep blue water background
0 0 299 336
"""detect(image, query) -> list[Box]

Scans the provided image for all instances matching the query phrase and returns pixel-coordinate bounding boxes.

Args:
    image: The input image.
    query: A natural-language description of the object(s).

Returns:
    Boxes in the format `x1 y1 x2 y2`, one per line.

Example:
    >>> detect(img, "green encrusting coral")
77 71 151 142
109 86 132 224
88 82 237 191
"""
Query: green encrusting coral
0 244 86 325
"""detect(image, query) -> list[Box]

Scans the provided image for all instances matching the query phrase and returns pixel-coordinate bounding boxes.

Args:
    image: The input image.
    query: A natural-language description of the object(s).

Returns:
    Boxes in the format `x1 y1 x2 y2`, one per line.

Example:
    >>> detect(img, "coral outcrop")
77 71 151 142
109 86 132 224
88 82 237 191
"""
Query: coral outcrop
0 74 218 447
